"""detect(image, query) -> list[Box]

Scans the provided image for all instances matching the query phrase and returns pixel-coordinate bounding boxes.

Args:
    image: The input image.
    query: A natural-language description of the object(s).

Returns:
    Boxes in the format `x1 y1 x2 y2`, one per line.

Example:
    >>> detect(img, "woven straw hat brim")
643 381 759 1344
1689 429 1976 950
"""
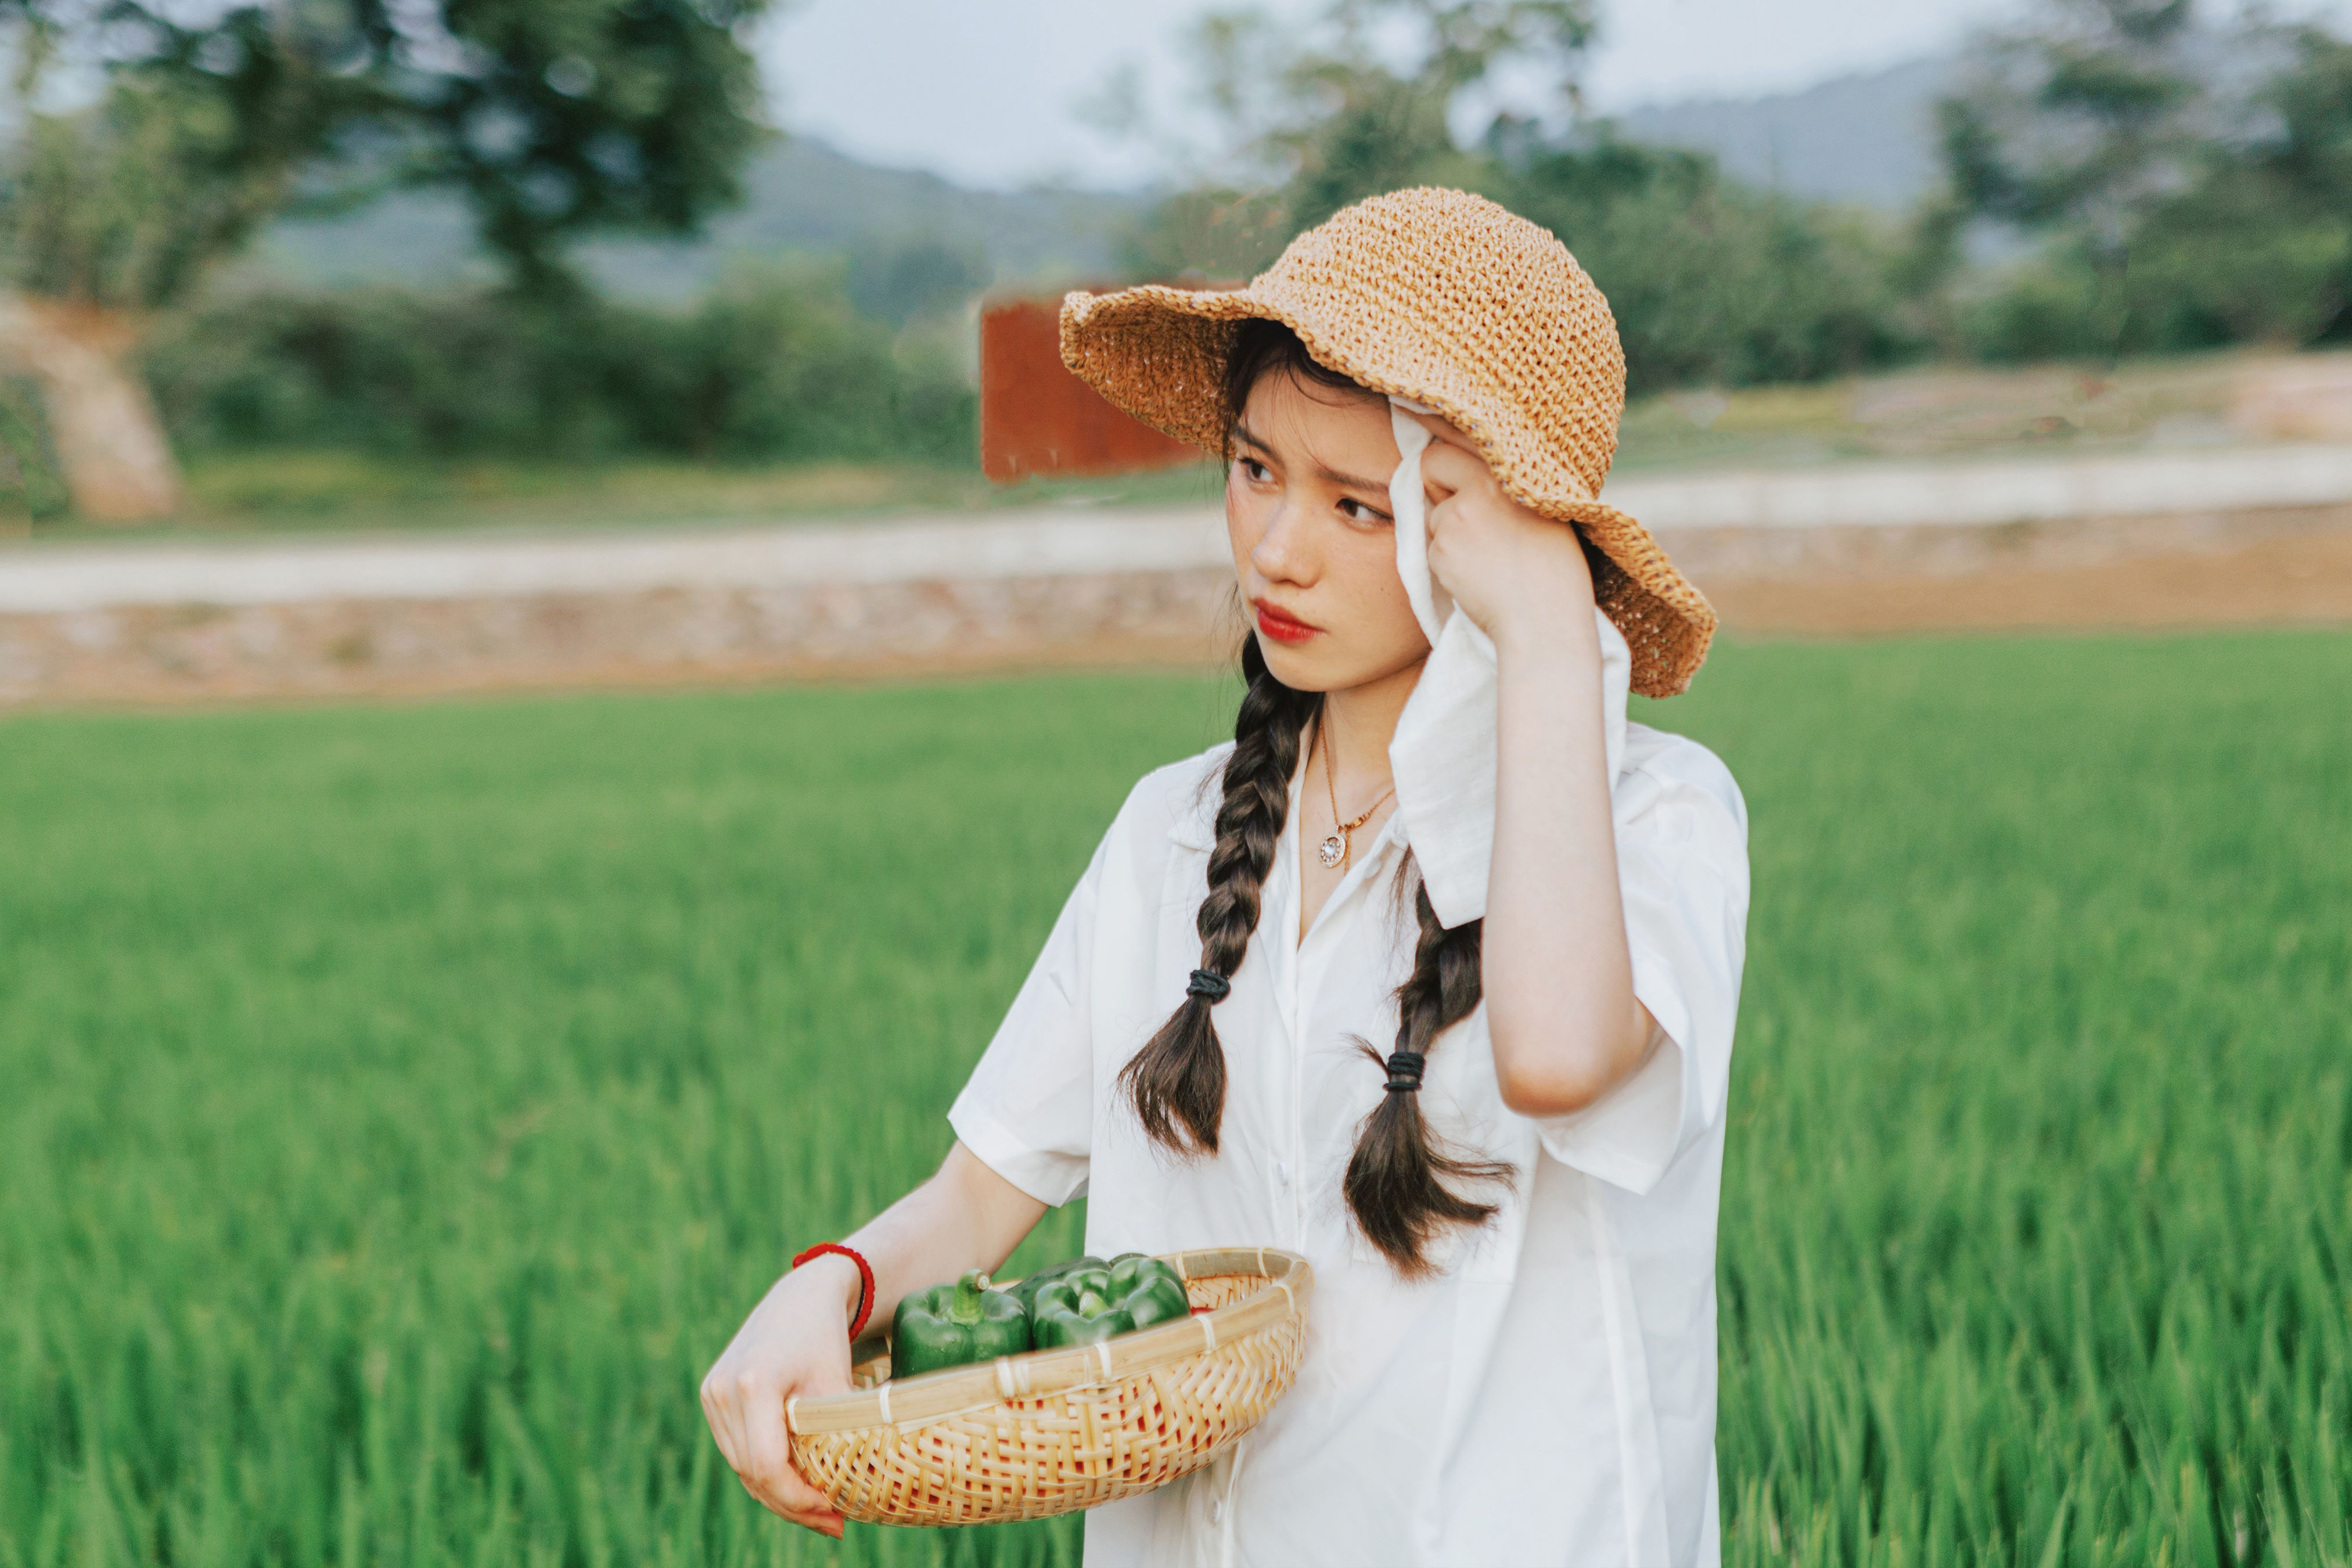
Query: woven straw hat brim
1060 279 1717 698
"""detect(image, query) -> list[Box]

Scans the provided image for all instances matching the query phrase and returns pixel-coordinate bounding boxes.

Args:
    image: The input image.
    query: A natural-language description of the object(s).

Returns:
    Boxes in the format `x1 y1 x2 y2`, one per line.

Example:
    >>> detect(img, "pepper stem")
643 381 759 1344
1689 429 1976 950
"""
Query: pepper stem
950 1269 990 1325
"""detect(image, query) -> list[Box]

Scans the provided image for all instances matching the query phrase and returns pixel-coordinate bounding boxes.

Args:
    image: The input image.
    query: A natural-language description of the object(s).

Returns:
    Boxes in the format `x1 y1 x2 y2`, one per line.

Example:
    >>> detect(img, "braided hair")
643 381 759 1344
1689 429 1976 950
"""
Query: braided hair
1343 871 1512 1274
1119 318 1512 1277
1116 631 1318 1153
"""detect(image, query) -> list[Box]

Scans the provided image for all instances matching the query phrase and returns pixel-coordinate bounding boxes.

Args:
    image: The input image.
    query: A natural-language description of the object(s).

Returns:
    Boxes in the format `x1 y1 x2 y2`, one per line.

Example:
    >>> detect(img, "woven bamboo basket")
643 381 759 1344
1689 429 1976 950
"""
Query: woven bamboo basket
787 1247 1312 1526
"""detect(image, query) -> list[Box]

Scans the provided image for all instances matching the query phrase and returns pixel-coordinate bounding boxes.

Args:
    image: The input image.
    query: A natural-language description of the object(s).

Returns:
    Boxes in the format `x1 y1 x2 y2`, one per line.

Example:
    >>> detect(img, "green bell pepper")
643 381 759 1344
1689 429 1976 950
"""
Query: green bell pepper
890 1269 1030 1378
1030 1254 1192 1350
1105 1253 1192 1322
1006 1254 1106 1312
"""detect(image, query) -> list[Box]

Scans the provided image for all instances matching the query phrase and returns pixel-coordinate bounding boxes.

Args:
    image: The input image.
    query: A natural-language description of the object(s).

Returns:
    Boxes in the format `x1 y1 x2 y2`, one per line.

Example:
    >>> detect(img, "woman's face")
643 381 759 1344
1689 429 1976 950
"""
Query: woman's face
1227 368 1430 694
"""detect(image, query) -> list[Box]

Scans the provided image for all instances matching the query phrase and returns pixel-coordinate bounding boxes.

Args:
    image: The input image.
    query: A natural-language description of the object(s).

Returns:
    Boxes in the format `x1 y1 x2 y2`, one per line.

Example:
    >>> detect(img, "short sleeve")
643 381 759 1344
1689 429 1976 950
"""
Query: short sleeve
1533 731 1750 1194
947 828 1109 1207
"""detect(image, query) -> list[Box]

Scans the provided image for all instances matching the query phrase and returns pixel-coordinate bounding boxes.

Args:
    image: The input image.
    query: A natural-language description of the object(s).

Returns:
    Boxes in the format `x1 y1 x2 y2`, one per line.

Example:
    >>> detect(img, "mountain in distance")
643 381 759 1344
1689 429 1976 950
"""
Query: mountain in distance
1614 30 2289 213
244 135 1146 302
1610 56 1955 210
243 57 1954 303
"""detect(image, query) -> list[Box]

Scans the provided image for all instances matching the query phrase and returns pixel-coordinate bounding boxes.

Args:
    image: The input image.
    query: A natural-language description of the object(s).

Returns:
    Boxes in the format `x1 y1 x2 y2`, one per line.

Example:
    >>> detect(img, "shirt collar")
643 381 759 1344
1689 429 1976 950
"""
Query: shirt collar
1167 750 1220 851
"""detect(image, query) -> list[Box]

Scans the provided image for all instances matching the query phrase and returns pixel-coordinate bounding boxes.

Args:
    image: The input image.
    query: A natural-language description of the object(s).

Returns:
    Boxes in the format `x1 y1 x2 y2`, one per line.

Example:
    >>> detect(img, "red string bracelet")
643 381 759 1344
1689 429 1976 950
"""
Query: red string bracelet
792 1242 876 1340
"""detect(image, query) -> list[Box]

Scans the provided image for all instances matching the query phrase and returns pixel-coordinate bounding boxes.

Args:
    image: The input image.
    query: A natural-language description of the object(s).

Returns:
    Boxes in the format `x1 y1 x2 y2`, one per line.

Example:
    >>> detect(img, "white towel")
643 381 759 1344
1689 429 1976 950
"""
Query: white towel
1384 398 1631 930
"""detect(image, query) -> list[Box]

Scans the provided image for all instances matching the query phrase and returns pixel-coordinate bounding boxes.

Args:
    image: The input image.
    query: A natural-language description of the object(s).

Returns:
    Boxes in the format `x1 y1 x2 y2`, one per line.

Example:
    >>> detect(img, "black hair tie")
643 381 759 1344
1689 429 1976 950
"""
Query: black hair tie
1186 969 1232 1003
1384 1051 1426 1092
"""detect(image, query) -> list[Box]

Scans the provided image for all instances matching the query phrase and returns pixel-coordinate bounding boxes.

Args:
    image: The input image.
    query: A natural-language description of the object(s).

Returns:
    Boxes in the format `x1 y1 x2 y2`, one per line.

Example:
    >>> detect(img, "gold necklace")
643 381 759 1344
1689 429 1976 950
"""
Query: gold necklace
1317 715 1395 872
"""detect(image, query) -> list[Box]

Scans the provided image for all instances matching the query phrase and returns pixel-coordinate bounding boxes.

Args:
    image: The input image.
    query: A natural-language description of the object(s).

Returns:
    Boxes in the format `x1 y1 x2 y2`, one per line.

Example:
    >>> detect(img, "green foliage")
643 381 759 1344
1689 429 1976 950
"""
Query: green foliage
1954 131 2352 362
1191 0 1590 182
3 634 2351 1561
0 74 306 310
2220 25 2352 343
1132 0 1921 391
1114 188 1293 283
1668 629 2352 1565
1128 0 2352 389
374 0 778 297
1499 135 1918 392
1937 2 2352 359
1281 70 1479 234
651 264 976 462
2264 24 2352 199
2114 181 2351 350
0 674 1186 1565
1937 0 2206 248
138 262 976 465
1146 0 1587 243
0 379 70 522
0 0 778 304
843 233 991 326
1957 251 2113 364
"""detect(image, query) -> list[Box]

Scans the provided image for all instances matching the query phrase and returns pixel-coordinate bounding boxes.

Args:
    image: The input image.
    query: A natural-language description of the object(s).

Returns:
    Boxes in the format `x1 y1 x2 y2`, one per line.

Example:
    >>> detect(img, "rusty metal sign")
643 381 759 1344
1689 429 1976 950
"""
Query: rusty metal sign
978 293 1206 484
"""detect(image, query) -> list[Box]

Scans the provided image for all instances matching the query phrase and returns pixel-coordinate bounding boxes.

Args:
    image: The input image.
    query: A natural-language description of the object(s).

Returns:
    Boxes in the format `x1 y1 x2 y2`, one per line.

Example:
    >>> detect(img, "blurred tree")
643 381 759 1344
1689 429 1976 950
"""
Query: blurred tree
2088 21 2352 351
1937 4 2352 359
1126 0 1916 391
1933 0 2242 353
1114 186 1290 282
1940 0 2207 236
844 232 990 325
2230 26 2352 341
1497 132 1914 391
0 379 70 523
2262 25 2352 210
1120 0 1592 276
0 0 776 520
141 262 976 466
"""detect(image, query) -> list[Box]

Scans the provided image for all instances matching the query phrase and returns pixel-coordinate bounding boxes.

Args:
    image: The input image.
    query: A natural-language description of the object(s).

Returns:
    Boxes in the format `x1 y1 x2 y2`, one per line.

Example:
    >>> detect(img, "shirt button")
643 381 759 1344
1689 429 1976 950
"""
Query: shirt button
1211 1500 1225 1524
1275 1161 1290 1186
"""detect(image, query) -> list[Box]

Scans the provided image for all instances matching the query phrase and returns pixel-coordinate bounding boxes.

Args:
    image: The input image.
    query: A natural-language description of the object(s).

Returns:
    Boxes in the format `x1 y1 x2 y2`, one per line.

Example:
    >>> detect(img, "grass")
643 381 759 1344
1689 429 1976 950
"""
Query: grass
18 454 1232 544
2 631 2348 1566
12 345 2335 542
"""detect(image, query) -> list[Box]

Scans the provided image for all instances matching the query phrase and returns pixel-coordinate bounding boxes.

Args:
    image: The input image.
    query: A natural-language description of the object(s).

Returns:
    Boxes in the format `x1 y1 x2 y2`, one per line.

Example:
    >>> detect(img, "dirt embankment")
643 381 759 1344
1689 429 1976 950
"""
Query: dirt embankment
1672 503 2352 636
3 502 2348 708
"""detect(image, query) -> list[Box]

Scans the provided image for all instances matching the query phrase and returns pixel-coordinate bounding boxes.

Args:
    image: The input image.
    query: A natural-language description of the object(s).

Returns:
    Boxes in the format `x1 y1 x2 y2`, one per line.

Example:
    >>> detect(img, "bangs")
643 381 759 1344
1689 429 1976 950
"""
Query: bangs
1221 318 1378 451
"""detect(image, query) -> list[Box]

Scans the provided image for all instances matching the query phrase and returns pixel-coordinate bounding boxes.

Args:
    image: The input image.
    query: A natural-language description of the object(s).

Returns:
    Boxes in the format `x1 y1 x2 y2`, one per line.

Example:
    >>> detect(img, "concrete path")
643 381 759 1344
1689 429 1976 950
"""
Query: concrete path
7 443 2352 613
0 507 1230 613
6 443 2350 705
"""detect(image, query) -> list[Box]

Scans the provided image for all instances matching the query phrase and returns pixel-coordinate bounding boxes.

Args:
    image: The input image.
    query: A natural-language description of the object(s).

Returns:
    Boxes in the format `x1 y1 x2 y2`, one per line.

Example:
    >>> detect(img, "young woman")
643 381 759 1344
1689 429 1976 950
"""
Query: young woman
702 188 1750 1567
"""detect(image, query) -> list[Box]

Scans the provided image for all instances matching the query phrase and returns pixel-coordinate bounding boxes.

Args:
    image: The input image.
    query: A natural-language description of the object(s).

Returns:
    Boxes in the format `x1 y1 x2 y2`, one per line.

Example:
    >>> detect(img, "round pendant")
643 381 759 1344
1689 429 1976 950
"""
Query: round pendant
1317 833 1346 869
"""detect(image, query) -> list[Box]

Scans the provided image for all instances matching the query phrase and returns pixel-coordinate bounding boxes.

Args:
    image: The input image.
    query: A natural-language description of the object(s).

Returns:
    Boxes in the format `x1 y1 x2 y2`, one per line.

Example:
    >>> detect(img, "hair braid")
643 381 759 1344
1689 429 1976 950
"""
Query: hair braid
1120 635 1320 1154
1146 314 1509 1272
1343 872 1515 1277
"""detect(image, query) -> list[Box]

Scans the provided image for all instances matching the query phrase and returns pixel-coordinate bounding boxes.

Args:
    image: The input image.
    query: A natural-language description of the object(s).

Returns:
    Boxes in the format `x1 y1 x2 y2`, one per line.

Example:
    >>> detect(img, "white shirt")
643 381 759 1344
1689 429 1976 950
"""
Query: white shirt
950 704 1749 1567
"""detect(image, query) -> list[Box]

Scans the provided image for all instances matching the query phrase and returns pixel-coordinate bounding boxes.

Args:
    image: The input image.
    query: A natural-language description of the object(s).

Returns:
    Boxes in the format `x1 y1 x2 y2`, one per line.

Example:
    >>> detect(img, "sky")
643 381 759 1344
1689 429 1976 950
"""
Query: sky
758 0 2352 192
757 0 2034 191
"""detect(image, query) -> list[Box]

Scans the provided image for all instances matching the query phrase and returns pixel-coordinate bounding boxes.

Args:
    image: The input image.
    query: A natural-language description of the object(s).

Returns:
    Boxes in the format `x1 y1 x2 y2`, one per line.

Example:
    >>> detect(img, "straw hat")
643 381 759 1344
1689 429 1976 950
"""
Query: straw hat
1059 186 1716 698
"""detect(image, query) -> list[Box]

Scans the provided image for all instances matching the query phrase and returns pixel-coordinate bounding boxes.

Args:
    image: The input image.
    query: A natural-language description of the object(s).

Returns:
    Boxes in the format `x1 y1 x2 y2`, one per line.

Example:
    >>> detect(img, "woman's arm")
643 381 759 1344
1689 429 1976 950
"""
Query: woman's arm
1484 607 1656 1113
1413 424 1656 1117
700 1142 1045 1535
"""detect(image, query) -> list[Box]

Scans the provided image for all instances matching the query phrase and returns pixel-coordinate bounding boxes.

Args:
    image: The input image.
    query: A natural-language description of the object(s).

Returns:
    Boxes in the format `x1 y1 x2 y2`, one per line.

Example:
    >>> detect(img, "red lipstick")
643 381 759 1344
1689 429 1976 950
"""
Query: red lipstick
1253 598 1319 645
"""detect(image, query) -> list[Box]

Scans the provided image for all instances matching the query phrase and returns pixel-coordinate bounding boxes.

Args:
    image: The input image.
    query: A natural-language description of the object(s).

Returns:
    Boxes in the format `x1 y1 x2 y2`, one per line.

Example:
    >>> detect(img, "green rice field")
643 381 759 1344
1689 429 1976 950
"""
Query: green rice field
3 630 2348 1566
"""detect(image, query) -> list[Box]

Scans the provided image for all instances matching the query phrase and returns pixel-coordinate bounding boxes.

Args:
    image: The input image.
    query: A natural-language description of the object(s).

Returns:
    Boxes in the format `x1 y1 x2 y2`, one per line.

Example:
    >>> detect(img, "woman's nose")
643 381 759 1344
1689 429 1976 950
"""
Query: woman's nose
1250 499 1316 585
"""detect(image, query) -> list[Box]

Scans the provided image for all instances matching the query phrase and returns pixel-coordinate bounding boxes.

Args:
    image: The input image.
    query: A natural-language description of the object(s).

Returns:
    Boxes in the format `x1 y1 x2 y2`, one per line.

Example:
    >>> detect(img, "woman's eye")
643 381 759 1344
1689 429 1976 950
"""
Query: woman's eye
1238 457 1272 484
1339 498 1392 525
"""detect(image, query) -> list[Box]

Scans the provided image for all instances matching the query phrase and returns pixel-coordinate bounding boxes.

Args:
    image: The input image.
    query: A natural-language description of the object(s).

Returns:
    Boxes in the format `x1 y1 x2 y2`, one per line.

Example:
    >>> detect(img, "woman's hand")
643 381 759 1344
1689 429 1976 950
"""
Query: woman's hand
700 1254 859 1537
1405 412 1599 653
1404 413 1655 1115
697 1143 1048 1537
